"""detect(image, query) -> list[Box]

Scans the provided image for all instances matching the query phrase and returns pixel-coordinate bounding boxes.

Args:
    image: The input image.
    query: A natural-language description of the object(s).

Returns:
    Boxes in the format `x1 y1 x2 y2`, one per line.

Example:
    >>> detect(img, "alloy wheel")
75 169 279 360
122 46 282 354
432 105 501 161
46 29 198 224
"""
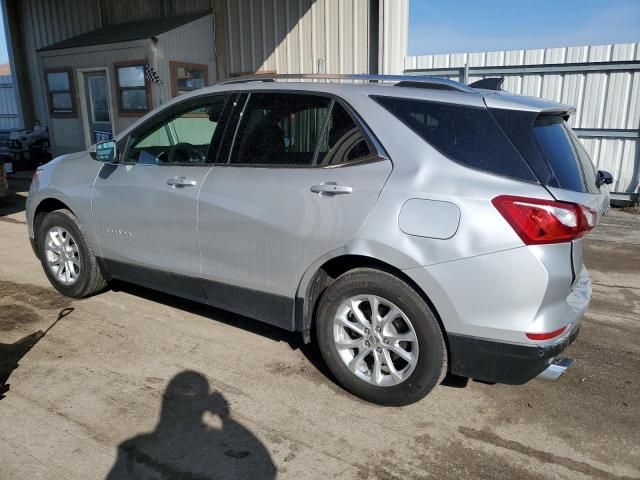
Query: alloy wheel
44 226 81 285
333 294 419 386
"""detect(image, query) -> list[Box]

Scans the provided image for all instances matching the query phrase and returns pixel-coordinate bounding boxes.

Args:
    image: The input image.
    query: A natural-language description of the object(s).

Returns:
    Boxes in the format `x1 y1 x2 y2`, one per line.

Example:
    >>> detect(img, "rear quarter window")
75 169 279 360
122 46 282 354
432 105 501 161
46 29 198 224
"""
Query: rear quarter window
372 96 537 182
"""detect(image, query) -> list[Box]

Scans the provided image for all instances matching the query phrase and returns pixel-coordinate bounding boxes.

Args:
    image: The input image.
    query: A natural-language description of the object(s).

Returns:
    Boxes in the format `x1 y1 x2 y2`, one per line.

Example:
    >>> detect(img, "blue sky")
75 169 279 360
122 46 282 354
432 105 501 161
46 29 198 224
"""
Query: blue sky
0 8 7 65
409 0 640 55
1 1 639 65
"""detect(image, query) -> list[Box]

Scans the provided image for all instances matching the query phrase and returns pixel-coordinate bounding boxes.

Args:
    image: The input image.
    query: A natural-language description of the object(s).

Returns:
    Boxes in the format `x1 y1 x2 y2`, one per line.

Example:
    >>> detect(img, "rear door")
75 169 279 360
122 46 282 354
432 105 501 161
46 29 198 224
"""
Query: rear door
197 92 392 329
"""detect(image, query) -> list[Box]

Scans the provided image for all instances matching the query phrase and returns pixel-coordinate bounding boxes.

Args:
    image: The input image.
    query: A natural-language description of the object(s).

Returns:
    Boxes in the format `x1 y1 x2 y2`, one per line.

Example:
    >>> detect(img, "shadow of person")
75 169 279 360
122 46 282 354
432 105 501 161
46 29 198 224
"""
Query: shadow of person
0 307 74 399
106 371 276 480
0 331 43 399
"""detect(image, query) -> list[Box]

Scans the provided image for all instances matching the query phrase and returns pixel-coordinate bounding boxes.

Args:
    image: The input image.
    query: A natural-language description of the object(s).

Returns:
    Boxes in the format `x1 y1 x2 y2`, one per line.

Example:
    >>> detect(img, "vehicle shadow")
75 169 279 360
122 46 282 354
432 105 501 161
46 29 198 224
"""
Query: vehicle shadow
111 281 338 387
105 370 276 480
111 281 466 392
0 307 74 399
0 191 27 218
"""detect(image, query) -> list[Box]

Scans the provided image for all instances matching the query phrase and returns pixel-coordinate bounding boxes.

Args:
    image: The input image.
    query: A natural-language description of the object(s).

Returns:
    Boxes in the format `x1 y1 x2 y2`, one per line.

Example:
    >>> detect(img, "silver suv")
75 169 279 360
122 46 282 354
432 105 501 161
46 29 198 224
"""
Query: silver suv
26 74 611 405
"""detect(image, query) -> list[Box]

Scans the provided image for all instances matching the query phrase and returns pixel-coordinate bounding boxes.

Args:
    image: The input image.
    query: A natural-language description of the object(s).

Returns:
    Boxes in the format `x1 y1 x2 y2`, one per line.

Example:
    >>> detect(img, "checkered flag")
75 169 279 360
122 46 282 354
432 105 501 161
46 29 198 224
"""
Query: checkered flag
144 65 162 84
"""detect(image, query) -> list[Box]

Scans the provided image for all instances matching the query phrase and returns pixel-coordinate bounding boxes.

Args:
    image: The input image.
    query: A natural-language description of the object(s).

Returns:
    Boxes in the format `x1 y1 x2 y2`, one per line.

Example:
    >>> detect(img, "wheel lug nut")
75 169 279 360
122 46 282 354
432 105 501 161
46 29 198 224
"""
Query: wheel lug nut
376 347 382 353
375 326 381 332
383 338 389 344
364 328 370 334
364 341 370 347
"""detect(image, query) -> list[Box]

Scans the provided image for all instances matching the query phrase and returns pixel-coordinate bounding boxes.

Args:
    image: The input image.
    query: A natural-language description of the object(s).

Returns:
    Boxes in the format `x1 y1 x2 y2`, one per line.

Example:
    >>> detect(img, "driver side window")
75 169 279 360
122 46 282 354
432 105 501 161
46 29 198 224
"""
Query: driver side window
126 95 230 165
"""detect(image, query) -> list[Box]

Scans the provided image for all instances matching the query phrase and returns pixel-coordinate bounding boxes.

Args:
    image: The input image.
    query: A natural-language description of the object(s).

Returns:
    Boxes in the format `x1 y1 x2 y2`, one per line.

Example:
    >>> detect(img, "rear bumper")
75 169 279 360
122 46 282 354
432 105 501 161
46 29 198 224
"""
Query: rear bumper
448 322 580 384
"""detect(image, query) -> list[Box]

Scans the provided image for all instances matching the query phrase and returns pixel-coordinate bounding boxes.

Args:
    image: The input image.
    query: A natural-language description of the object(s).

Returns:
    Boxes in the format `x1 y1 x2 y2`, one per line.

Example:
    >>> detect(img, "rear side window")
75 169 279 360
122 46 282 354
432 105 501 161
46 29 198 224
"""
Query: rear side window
230 93 330 166
491 110 599 193
317 103 372 166
372 96 537 182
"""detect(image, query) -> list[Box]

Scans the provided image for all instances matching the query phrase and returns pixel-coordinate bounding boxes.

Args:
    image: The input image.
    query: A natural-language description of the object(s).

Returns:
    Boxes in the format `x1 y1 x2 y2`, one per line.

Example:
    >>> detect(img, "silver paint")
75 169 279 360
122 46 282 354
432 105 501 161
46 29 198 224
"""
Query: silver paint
26 78 608 348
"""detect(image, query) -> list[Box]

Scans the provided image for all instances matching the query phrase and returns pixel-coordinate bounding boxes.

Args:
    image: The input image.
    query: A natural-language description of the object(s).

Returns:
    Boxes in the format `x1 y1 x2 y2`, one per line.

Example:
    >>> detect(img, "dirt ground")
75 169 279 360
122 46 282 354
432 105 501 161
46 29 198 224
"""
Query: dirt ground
0 186 638 480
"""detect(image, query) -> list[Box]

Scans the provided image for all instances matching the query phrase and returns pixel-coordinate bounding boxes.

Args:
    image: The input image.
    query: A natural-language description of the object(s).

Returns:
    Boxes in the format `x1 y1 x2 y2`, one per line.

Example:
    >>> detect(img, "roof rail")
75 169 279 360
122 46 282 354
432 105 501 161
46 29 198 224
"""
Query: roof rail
220 73 475 92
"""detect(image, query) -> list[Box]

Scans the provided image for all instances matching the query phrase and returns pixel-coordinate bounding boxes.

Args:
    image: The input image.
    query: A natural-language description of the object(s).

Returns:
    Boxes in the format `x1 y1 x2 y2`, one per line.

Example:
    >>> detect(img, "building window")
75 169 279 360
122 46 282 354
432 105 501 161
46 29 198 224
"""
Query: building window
114 61 151 115
45 69 76 116
170 61 208 97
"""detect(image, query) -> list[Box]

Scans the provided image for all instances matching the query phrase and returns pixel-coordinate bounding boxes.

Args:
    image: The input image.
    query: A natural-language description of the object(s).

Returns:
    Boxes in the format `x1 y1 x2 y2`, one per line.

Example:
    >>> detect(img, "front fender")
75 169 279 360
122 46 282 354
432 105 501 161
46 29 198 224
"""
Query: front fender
27 152 102 255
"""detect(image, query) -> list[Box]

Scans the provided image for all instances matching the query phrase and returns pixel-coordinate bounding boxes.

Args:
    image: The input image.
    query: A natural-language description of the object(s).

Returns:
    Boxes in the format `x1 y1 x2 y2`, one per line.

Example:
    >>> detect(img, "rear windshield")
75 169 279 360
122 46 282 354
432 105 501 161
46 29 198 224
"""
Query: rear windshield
372 96 537 182
490 109 599 194
531 116 599 193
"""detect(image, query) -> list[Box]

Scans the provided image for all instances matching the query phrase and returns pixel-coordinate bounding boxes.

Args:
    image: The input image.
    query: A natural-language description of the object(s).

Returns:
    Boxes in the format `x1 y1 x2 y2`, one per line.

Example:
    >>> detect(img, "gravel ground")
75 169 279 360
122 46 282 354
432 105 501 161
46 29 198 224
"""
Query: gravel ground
0 188 638 480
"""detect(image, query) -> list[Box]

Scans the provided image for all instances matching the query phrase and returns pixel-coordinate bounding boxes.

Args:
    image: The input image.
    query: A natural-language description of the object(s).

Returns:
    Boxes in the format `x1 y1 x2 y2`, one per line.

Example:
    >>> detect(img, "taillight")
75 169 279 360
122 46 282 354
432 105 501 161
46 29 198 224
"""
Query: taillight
526 326 566 340
492 195 596 245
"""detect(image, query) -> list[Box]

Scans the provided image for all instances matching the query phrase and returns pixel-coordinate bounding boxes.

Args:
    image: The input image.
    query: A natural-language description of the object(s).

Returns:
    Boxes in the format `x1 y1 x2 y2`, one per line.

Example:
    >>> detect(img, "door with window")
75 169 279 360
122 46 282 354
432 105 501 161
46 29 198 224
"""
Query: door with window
198 92 393 328
92 94 232 299
83 71 113 144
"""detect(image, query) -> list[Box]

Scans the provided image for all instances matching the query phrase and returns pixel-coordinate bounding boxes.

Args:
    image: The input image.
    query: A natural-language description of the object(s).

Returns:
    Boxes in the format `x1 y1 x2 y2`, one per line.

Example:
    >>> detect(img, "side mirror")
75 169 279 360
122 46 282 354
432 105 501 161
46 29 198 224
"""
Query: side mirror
90 140 117 163
597 170 614 186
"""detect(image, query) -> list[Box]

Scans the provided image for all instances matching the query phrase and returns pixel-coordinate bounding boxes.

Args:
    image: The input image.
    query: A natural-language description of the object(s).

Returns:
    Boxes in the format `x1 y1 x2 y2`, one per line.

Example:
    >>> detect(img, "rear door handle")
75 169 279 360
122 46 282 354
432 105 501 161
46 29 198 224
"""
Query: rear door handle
310 182 353 196
167 176 197 188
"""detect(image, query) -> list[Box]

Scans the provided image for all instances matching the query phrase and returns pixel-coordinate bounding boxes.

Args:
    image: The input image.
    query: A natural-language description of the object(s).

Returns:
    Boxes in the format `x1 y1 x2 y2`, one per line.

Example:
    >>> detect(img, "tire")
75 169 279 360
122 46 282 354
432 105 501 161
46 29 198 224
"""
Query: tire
37 209 107 298
316 268 447 406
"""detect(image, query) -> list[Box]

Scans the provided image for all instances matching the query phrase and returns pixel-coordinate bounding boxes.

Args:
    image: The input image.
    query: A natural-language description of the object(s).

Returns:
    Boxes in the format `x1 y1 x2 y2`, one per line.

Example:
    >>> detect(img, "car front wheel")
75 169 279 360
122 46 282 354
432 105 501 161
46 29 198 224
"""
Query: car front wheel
37 209 107 298
316 268 447 406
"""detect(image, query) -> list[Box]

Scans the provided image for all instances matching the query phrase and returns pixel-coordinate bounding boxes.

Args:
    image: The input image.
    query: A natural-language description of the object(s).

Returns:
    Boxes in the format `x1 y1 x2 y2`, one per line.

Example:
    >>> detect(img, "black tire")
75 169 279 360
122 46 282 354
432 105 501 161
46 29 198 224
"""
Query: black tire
316 268 447 406
37 209 107 298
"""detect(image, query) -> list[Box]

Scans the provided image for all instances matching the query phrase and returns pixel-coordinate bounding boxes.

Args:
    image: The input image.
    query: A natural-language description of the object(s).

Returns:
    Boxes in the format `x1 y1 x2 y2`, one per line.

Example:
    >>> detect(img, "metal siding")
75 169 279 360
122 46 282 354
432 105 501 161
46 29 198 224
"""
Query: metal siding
20 0 101 126
223 0 382 76
406 43 640 194
0 74 20 129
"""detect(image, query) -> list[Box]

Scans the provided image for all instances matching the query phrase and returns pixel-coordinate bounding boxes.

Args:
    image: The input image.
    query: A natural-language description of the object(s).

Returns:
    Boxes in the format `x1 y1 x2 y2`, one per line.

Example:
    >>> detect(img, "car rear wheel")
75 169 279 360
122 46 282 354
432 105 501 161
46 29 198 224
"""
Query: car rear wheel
37 209 107 298
316 268 447 406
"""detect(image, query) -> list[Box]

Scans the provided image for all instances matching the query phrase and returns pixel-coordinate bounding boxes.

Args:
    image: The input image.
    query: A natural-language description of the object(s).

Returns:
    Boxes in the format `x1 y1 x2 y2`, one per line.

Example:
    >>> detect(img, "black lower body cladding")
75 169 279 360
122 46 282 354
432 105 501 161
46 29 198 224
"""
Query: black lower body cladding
448 324 580 384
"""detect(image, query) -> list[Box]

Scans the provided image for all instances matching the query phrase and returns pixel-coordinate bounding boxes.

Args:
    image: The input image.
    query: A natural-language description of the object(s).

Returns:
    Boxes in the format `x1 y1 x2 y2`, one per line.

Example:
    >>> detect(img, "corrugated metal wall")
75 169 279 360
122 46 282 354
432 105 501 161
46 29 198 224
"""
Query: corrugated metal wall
17 0 102 127
379 0 408 74
0 74 21 129
222 0 372 76
405 43 640 194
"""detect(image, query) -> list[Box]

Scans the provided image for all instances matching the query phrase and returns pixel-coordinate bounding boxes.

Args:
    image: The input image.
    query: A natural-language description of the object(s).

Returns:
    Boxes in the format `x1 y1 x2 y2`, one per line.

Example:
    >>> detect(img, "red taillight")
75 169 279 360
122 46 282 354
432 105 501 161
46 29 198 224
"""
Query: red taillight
526 326 566 340
492 195 596 245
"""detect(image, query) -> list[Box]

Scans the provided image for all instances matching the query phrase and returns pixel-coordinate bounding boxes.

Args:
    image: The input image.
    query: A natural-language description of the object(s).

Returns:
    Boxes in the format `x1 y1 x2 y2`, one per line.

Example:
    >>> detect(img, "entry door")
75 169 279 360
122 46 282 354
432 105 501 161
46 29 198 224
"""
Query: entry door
83 71 113 143
92 95 231 300
198 93 392 328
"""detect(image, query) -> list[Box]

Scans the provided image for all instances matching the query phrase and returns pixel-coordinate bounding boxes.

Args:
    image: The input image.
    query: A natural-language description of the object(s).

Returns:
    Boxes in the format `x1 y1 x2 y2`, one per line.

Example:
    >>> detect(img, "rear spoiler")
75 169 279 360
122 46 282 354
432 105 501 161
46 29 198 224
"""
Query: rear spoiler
468 77 504 91
483 89 576 119
471 77 575 120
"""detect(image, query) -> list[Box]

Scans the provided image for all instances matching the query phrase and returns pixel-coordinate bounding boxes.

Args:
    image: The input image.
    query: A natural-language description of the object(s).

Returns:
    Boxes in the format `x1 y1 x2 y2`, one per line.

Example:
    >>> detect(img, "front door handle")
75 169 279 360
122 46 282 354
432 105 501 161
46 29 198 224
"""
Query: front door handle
167 176 197 188
310 182 353 197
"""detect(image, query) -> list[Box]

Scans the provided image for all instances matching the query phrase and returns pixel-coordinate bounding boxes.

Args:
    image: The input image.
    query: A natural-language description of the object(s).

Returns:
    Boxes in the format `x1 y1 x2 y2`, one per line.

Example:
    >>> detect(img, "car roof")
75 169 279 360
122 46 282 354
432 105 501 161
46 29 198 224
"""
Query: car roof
115 75 574 141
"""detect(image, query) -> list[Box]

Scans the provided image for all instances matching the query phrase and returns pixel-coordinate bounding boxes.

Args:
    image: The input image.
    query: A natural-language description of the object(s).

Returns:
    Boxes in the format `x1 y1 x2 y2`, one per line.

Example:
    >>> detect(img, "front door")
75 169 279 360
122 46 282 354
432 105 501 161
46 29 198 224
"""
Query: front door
83 71 113 144
198 92 392 329
92 95 232 300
